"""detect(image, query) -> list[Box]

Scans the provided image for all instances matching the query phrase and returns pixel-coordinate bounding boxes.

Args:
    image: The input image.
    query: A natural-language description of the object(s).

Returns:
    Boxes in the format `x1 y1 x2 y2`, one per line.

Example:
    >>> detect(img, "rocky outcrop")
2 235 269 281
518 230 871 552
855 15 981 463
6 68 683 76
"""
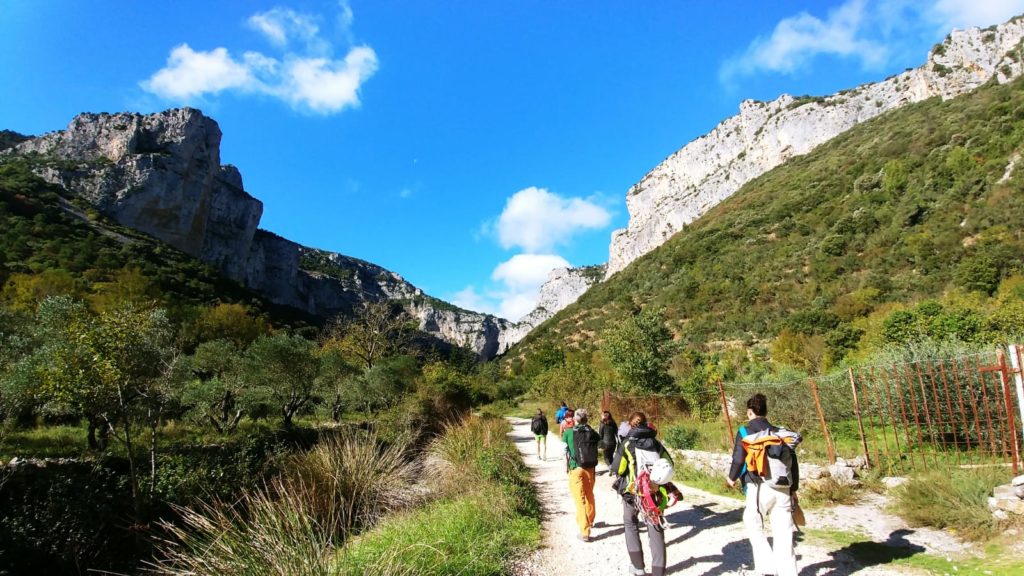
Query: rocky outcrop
606 17 1024 278
10 109 263 281
3 109 511 358
498 264 605 350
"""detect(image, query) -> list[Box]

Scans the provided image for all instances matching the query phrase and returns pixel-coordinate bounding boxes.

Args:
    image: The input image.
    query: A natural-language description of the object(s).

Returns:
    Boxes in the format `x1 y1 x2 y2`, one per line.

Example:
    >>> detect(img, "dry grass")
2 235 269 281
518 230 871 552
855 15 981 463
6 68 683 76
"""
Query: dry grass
148 429 422 575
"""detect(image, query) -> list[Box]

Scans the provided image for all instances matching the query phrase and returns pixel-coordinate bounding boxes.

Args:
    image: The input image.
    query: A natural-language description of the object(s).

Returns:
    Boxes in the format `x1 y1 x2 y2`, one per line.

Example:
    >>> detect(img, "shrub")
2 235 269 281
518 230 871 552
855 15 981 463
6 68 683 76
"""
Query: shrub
663 424 701 450
891 467 1007 540
800 476 859 507
279 430 422 540
149 482 336 576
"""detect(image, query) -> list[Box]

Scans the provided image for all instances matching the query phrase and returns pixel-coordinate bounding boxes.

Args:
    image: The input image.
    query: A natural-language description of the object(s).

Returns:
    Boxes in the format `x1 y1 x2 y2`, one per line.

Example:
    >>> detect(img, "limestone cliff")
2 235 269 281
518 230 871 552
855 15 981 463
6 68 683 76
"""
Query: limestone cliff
498 265 605 349
605 17 1024 278
4 109 511 357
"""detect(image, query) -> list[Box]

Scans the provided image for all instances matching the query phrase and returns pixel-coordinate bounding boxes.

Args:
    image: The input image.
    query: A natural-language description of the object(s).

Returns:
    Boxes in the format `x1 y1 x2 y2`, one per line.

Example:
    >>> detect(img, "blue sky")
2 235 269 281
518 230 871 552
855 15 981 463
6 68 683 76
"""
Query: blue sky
2 0 1023 320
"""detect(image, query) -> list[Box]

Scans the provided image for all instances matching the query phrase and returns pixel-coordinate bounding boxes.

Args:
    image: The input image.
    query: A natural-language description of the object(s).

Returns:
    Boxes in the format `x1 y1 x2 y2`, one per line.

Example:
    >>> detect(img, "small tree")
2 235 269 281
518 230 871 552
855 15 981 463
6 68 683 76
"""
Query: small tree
183 339 247 434
329 301 414 370
242 333 321 427
601 307 677 393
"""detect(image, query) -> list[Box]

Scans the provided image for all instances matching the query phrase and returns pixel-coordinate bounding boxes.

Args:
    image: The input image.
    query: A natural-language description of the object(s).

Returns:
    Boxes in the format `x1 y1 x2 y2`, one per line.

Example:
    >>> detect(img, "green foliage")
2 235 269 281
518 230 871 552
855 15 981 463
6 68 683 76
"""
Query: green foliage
662 424 701 449
242 333 321 427
336 417 539 575
0 459 140 574
335 489 538 576
513 74 1024 373
601 307 677 393
892 467 1008 540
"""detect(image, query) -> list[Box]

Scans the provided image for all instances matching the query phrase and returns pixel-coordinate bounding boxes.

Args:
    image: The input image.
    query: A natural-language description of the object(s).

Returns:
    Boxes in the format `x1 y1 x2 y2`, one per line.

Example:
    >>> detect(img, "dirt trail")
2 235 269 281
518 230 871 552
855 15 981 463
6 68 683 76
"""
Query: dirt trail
507 417 933 576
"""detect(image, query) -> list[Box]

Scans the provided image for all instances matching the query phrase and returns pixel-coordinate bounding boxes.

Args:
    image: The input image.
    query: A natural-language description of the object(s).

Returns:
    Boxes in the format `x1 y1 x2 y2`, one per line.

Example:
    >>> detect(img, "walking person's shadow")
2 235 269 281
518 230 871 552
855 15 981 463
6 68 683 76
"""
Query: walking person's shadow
665 538 754 575
797 529 927 576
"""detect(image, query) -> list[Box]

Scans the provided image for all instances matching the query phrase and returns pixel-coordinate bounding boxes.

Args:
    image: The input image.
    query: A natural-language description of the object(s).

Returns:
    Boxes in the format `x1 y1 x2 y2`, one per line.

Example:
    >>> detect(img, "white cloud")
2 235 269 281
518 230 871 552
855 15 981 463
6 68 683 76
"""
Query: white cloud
247 8 319 48
451 254 571 321
277 47 378 113
721 0 1024 83
496 187 612 252
143 4 377 115
492 254 570 292
931 0 1024 31
141 45 256 99
721 0 886 81
451 286 497 316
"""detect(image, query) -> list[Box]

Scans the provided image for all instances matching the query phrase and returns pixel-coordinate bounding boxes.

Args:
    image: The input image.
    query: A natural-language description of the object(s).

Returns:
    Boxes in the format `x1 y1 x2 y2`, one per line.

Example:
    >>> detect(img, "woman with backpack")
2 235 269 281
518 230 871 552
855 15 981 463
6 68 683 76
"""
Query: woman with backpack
530 408 549 460
599 411 619 472
726 393 800 576
612 412 674 576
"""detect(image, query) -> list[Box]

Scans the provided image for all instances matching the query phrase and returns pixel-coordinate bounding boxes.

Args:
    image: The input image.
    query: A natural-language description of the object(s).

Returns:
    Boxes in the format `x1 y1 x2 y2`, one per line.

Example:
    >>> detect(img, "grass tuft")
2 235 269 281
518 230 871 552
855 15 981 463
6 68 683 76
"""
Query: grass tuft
891 467 1008 540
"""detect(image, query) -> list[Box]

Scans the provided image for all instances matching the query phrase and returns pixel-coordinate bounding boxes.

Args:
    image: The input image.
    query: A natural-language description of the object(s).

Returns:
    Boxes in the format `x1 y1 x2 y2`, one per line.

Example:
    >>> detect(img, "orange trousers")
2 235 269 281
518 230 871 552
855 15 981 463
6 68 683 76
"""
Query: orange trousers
568 467 596 537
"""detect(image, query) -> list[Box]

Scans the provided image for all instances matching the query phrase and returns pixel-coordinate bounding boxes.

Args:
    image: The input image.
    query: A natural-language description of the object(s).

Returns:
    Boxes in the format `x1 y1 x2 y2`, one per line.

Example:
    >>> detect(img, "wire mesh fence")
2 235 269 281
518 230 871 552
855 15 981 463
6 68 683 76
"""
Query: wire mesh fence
603 346 1024 478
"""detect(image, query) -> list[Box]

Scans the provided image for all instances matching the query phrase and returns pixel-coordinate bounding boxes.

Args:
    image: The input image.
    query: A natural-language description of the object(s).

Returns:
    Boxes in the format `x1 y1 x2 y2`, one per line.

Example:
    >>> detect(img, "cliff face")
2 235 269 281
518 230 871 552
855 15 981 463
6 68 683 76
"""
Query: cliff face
6 109 511 357
13 109 263 281
605 17 1024 278
498 265 605 350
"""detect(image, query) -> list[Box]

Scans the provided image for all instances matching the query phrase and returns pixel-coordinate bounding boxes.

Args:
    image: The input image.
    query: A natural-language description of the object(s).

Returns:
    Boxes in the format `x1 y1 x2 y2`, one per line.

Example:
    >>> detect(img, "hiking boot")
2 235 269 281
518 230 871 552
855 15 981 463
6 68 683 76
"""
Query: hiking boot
576 533 590 542
627 566 646 576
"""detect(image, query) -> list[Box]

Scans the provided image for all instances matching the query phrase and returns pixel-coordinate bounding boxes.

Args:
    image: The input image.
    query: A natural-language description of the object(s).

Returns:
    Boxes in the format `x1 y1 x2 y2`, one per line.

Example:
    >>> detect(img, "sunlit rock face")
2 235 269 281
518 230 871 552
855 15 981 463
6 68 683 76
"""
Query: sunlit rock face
606 18 1024 278
8 108 513 358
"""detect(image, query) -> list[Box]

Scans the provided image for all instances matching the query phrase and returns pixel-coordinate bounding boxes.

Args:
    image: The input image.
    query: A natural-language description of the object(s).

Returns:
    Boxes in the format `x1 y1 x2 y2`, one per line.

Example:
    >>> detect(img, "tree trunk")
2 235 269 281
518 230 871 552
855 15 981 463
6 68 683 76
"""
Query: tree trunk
87 418 98 450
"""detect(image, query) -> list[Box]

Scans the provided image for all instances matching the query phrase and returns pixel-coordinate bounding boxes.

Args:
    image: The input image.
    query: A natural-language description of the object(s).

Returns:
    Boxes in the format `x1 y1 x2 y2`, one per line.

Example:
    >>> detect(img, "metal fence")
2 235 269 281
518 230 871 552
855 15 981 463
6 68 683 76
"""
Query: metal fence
603 346 1024 477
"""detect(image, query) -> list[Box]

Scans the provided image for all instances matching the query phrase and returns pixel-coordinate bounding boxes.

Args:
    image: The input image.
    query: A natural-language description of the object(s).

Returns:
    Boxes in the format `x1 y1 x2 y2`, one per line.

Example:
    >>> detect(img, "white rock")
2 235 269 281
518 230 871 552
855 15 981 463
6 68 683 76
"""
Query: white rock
882 476 909 489
1011 474 1024 487
604 18 1024 278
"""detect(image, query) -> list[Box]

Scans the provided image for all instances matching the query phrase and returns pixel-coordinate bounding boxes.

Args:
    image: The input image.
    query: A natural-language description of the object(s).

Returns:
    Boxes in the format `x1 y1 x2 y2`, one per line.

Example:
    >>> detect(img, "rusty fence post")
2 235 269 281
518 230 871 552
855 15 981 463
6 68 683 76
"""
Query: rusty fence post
809 379 837 464
848 368 872 468
717 379 734 447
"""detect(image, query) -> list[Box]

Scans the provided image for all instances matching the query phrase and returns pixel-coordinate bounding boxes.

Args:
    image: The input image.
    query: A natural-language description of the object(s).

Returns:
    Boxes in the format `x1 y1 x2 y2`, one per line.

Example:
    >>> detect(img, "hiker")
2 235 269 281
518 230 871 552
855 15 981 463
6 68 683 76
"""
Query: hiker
531 408 549 460
727 393 800 576
599 410 619 472
555 401 568 424
612 411 674 576
559 408 575 435
563 408 600 542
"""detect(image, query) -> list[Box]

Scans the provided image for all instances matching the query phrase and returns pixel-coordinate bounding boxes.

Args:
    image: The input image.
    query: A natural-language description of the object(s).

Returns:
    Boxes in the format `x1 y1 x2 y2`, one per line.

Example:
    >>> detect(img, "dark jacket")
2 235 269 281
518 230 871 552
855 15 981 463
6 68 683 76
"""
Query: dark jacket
599 419 618 447
728 417 800 492
612 425 673 495
531 414 548 436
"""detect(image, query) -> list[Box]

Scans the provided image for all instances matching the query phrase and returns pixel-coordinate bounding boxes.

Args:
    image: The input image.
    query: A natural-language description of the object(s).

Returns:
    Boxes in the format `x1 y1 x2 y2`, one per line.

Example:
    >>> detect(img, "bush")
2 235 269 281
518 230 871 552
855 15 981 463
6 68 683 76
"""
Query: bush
800 476 859 507
279 430 422 540
663 424 701 450
891 467 1008 540
149 483 336 576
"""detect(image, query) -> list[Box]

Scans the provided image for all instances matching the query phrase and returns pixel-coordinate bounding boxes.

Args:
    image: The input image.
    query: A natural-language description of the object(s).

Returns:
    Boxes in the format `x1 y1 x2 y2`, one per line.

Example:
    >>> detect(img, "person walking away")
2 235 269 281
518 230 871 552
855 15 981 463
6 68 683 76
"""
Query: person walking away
555 401 568 424
727 393 800 576
599 411 619 472
562 408 600 542
559 408 575 435
612 412 674 576
531 408 549 460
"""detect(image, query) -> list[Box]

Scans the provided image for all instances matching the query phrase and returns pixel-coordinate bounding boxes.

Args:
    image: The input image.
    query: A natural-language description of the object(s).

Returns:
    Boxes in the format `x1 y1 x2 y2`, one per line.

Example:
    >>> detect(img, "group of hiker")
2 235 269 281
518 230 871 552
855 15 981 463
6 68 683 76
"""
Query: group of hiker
530 393 801 576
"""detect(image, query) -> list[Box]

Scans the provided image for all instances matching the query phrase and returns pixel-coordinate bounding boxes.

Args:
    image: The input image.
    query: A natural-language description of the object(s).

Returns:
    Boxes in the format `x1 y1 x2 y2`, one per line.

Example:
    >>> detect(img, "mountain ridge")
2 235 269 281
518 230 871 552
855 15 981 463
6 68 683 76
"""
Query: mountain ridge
2 109 513 357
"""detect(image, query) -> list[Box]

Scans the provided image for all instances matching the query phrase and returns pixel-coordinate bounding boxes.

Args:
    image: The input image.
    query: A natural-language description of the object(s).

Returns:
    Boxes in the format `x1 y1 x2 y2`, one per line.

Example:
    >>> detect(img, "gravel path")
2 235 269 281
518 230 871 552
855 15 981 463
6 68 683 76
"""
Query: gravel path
507 417 920 576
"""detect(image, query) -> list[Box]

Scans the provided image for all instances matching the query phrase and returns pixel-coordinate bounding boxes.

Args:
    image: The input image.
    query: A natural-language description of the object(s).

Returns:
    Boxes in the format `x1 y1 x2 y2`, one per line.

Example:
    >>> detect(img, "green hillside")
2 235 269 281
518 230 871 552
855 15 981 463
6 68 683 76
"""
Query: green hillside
0 157 314 335
511 75 1024 373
